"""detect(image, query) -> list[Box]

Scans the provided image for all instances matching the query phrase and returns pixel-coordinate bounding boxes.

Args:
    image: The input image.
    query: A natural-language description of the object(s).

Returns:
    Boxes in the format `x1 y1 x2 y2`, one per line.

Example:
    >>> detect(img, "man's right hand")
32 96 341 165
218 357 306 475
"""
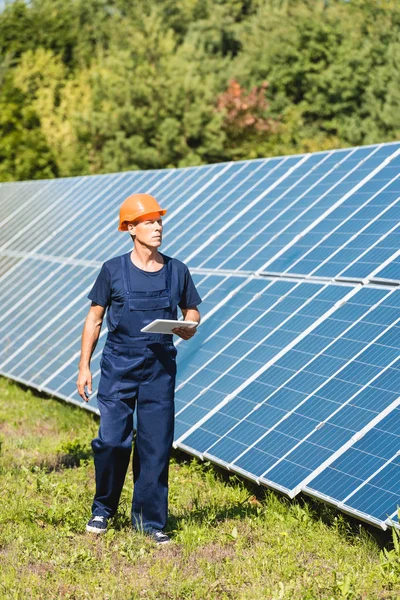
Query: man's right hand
77 367 92 402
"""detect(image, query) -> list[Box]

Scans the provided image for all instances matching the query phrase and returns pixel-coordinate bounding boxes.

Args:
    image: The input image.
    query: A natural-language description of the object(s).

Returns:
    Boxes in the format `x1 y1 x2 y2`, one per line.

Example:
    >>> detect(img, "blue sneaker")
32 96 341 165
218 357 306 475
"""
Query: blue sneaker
146 528 171 545
86 515 108 534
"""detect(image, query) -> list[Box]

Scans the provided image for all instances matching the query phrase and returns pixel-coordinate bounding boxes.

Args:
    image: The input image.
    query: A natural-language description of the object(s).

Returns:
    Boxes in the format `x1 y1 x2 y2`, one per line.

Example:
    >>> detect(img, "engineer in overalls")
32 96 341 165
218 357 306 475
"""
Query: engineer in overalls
77 193 202 544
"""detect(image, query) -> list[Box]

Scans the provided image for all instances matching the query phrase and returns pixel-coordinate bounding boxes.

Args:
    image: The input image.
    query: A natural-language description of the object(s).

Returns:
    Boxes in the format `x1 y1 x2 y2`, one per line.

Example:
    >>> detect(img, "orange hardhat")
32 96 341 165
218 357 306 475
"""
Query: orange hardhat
118 193 167 231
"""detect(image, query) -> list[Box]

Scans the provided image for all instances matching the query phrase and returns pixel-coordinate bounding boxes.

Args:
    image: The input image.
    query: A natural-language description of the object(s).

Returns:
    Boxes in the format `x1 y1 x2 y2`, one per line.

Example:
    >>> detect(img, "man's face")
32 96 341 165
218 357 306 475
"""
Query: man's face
127 212 163 248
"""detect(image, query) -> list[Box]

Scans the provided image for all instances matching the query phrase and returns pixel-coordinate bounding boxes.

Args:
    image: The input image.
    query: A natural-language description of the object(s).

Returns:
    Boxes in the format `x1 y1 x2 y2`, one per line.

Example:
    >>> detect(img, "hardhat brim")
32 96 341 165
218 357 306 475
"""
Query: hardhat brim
118 208 167 231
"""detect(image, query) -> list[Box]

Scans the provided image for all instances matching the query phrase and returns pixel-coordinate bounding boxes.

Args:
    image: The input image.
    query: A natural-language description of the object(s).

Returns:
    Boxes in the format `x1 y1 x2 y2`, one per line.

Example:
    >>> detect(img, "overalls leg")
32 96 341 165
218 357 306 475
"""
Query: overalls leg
131 345 176 531
91 394 135 518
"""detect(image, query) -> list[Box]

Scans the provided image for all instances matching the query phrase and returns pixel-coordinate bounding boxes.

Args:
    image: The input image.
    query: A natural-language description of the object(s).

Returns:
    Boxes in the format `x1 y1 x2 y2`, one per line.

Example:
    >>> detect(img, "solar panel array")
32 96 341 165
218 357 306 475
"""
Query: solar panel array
1 142 399 529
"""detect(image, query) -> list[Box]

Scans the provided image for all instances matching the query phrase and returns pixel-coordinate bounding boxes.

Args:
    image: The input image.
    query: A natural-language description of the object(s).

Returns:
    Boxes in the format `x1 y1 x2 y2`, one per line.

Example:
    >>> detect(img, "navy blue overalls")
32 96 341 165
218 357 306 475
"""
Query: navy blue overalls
91 253 177 531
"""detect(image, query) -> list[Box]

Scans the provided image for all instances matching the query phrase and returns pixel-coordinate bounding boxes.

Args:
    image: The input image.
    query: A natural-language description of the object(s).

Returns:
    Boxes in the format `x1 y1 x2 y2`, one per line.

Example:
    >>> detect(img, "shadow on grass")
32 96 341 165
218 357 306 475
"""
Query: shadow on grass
171 448 393 550
167 501 263 534
37 441 94 472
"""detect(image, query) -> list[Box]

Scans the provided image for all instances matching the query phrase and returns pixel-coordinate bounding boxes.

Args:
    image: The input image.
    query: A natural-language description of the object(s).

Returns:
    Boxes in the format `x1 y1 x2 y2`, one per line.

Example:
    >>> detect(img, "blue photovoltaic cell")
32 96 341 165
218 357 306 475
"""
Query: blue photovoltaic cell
185 287 400 495
261 148 400 281
75 163 232 263
306 406 400 524
232 146 391 274
1 141 400 528
165 157 299 264
274 175 400 281
198 150 357 272
190 153 321 269
339 229 400 280
175 281 350 445
0 262 98 367
3 176 117 253
0 255 21 278
173 277 299 437
0 178 75 245
373 256 400 282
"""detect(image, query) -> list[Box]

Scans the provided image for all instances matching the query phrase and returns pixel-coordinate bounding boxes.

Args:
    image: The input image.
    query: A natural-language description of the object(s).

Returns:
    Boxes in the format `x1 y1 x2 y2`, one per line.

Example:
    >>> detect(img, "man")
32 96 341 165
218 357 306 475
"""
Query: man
77 193 201 544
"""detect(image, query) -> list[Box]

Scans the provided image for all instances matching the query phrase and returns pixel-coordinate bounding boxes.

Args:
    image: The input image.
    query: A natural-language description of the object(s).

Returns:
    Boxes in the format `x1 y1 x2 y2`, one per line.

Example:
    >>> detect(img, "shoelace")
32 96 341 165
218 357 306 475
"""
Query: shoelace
92 516 106 523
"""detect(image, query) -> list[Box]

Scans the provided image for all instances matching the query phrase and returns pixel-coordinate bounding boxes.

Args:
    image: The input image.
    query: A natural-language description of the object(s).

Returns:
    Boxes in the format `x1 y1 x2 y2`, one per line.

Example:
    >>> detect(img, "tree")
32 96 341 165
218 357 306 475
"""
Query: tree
0 0 399 180
215 79 278 159
0 75 57 181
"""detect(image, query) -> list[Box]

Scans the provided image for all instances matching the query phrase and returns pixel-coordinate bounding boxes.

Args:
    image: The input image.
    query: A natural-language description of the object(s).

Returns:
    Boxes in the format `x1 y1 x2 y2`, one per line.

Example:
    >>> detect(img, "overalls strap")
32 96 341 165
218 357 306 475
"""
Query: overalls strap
164 255 173 293
121 254 130 295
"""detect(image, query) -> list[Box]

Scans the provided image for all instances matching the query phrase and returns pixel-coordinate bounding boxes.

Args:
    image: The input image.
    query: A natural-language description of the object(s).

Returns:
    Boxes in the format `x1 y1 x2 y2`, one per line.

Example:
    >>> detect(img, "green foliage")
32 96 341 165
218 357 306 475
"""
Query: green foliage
233 0 400 152
380 517 400 586
0 74 58 181
0 0 399 181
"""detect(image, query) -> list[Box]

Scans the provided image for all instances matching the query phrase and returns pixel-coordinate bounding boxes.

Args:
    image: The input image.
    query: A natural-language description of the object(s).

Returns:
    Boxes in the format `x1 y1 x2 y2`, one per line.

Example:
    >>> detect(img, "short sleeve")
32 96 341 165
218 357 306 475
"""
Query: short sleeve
179 266 202 309
87 263 112 308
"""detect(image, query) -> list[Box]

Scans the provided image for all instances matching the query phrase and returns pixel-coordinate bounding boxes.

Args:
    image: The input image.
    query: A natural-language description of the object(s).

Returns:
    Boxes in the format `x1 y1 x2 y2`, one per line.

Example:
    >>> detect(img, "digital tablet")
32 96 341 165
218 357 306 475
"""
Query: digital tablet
140 319 198 334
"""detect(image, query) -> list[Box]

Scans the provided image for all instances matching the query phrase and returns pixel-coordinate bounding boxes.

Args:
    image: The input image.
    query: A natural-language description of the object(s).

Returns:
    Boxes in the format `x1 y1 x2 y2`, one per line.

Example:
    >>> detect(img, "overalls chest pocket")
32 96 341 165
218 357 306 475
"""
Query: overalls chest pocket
128 290 171 311
126 289 172 336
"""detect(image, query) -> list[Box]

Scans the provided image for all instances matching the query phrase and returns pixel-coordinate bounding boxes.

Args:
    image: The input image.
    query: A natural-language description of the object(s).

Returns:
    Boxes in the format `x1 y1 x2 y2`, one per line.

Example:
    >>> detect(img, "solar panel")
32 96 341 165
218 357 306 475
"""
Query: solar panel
1 141 399 529
305 405 400 527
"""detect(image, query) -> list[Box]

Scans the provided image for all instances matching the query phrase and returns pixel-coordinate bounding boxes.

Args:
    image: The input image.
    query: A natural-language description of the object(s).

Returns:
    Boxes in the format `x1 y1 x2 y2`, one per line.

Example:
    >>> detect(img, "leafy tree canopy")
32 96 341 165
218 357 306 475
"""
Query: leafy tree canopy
0 0 399 181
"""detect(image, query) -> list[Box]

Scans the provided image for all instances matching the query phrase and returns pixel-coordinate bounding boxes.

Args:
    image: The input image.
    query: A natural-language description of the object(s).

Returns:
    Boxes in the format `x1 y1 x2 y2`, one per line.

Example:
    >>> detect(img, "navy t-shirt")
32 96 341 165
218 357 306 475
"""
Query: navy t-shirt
88 252 202 337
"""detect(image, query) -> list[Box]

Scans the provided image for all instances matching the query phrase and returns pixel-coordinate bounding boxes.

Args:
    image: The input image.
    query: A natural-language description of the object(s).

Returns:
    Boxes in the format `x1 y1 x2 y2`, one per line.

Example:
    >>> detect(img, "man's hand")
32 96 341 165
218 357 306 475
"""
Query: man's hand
171 324 197 340
172 307 200 340
77 367 92 402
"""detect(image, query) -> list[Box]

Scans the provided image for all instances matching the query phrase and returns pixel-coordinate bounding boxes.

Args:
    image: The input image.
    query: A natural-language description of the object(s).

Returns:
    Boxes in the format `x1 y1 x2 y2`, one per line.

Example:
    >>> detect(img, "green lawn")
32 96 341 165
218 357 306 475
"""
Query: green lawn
0 377 399 599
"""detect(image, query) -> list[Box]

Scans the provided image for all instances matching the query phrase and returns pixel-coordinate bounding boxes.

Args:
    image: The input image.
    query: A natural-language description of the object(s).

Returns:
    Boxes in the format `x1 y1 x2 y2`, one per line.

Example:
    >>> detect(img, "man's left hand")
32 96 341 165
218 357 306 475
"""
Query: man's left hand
172 325 197 340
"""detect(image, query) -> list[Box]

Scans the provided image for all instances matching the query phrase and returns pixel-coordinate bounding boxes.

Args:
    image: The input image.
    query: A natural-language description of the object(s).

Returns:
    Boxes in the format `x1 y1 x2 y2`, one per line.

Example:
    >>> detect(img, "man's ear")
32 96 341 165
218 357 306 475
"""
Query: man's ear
127 222 136 236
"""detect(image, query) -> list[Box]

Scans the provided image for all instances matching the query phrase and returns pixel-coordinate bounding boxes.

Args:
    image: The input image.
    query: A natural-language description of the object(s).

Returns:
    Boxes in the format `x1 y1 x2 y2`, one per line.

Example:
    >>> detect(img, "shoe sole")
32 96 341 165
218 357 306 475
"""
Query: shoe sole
154 538 171 545
86 524 107 534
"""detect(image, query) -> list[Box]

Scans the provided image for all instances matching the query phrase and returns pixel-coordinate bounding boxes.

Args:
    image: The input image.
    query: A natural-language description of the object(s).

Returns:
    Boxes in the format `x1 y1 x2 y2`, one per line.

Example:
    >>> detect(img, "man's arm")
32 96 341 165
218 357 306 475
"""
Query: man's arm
172 307 201 340
77 304 106 402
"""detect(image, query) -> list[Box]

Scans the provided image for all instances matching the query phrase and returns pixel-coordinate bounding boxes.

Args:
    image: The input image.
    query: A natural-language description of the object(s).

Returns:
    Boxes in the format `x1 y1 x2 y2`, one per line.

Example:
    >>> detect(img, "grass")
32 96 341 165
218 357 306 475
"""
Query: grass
1 376 400 599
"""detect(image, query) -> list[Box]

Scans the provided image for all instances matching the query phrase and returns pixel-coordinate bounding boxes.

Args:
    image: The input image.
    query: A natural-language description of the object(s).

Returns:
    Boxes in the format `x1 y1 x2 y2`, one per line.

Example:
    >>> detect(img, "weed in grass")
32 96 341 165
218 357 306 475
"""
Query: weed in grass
380 521 400 588
332 571 357 599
